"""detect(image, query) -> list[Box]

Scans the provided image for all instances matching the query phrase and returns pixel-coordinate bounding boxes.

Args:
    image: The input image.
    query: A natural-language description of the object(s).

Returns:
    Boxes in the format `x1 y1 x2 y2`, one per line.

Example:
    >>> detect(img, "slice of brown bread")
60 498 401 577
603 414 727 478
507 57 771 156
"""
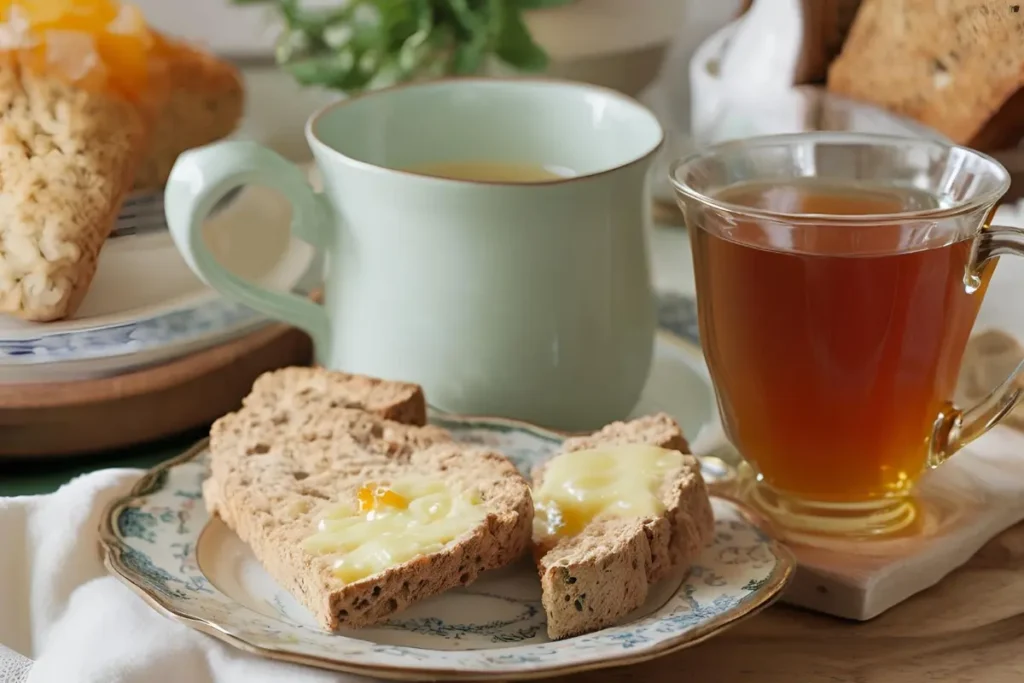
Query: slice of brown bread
826 0 1024 148
134 38 244 190
205 373 533 630
533 413 714 640
0 58 145 321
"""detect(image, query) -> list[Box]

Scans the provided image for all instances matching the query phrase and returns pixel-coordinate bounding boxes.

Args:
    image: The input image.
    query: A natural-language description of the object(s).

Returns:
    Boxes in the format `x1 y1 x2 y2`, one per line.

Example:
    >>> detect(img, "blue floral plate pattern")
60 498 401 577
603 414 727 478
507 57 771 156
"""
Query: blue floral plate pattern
0 298 261 362
100 414 794 680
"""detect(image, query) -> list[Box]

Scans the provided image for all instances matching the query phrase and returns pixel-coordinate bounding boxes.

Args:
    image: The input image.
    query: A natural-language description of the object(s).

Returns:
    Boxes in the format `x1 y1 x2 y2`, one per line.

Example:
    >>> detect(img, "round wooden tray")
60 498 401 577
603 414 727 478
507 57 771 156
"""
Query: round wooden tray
0 323 312 459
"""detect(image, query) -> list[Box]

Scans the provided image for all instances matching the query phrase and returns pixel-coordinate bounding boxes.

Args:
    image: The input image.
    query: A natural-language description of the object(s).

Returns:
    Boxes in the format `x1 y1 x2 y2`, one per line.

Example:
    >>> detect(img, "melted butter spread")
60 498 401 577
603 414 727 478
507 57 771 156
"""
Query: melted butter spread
303 480 486 585
533 445 683 541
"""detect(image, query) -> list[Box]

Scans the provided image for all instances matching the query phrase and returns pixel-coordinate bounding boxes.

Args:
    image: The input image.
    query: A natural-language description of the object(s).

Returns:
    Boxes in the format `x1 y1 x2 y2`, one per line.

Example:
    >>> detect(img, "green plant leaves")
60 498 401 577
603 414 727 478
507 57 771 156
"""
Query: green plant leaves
231 0 561 93
494 0 547 71
514 0 577 8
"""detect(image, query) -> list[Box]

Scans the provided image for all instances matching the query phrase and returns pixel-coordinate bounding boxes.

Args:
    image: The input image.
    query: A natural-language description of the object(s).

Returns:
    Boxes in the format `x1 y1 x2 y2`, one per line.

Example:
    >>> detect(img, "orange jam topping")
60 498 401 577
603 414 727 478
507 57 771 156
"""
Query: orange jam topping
356 483 409 513
0 0 173 106
535 500 588 539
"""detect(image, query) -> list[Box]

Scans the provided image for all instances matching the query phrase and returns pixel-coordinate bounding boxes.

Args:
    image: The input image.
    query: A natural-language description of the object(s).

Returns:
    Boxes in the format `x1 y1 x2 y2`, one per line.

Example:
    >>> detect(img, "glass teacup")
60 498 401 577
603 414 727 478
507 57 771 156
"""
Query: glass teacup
671 132 1024 538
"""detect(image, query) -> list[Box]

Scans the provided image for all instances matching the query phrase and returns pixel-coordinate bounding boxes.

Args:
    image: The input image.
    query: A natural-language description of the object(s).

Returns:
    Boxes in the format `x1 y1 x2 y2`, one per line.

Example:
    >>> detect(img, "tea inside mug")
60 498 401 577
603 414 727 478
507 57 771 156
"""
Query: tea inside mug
402 160 576 183
692 177 989 502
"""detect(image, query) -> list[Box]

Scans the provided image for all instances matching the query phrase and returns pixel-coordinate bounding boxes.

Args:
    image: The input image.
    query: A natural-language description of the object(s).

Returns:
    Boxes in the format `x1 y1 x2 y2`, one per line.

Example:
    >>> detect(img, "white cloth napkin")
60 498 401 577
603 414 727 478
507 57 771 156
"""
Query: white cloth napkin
0 646 31 683
0 468 366 683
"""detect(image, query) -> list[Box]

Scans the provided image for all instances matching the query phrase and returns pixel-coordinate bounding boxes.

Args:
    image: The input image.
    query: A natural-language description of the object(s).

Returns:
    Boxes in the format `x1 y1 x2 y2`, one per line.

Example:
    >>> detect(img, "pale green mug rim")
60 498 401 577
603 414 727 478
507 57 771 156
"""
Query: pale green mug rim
305 75 666 188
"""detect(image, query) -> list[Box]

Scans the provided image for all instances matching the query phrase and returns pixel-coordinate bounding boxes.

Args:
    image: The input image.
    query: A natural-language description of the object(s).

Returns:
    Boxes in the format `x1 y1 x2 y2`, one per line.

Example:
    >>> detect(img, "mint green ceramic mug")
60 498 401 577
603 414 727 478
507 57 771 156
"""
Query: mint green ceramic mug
165 78 663 431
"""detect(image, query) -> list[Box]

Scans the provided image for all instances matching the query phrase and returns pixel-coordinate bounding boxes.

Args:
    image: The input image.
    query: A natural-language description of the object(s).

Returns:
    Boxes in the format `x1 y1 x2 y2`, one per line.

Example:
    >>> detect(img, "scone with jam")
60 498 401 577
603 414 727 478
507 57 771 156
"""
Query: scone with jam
0 1 242 320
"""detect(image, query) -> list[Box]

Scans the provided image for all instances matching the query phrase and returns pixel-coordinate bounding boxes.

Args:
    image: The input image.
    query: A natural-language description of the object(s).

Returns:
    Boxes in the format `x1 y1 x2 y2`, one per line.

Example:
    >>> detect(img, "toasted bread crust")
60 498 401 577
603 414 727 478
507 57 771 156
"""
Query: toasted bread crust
243 366 429 427
826 0 1024 147
535 413 714 640
561 412 690 454
205 369 532 630
0 59 144 321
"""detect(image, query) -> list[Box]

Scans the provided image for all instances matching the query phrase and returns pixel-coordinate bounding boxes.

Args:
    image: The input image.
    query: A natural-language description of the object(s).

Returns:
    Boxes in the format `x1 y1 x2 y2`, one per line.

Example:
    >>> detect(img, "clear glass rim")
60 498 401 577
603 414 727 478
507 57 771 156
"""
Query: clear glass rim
669 132 1011 226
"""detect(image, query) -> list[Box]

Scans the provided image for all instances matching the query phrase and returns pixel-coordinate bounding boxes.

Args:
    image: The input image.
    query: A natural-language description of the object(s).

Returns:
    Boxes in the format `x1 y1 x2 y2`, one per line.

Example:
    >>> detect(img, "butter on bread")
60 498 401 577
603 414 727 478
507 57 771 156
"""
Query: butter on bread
827 0 1024 149
0 58 144 321
204 367 533 630
533 413 714 640
134 38 243 190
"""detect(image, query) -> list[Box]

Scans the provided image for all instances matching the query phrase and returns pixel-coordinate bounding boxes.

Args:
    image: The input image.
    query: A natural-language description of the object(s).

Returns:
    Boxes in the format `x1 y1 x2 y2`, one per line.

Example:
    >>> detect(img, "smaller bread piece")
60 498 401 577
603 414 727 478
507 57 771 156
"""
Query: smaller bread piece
0 58 145 321
534 413 714 640
134 38 244 190
240 366 428 427
826 0 1024 149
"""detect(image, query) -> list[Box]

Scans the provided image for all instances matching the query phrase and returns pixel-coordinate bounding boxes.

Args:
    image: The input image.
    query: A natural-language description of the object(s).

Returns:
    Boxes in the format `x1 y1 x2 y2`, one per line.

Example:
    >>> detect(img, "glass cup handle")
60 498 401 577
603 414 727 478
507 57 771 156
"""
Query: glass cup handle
932 224 1024 462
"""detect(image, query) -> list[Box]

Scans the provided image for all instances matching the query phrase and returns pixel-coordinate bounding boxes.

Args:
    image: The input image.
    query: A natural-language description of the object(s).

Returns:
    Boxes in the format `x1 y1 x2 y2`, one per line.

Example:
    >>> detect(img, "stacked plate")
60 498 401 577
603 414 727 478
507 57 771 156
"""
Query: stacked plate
0 182 318 384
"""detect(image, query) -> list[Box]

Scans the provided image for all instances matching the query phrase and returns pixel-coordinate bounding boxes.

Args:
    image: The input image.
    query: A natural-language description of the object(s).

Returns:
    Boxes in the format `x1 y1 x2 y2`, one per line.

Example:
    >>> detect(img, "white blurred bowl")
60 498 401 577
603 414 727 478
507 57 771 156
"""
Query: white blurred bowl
523 0 688 97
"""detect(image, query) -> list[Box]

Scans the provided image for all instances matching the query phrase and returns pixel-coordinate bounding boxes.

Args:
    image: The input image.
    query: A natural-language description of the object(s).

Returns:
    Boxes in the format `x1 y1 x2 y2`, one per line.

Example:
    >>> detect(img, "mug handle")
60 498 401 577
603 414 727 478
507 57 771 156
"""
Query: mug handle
165 141 333 355
932 224 1024 461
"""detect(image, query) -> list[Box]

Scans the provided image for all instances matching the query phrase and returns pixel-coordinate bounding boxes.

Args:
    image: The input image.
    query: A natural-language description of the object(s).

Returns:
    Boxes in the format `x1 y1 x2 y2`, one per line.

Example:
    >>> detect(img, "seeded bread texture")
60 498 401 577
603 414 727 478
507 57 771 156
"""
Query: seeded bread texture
535 413 714 640
0 59 145 321
827 0 1024 149
241 366 428 427
134 40 243 190
205 370 533 630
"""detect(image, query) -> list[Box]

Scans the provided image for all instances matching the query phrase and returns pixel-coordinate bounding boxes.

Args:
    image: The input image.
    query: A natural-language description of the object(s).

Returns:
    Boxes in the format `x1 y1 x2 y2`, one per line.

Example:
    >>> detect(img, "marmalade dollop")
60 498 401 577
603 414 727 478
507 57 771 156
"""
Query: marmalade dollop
0 0 183 107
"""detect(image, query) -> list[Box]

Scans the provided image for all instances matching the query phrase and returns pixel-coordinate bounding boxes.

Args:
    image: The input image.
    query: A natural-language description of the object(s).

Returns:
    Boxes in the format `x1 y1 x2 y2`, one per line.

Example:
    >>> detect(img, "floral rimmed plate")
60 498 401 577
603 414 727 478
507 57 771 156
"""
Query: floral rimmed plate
100 414 793 681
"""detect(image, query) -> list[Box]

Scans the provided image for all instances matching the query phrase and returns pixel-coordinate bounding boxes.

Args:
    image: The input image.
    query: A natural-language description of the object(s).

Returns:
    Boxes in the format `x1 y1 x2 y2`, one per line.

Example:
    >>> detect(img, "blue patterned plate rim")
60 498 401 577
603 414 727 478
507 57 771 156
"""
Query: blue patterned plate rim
0 284 317 365
99 413 795 680
0 298 263 364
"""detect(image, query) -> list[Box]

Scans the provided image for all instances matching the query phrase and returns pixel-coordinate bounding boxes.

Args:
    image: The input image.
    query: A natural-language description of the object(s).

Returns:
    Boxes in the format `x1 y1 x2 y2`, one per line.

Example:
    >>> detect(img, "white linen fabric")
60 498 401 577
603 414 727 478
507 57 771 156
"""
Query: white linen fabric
0 469 364 683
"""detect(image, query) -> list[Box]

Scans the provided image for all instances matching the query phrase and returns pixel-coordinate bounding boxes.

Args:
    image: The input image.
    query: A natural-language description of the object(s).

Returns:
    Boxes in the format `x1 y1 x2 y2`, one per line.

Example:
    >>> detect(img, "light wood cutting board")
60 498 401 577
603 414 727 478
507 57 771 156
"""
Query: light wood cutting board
0 323 312 459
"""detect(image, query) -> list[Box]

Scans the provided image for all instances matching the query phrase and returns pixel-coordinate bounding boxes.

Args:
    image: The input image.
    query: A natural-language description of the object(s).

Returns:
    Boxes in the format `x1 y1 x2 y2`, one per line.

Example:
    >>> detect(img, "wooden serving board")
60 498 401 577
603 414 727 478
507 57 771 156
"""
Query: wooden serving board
0 323 312 459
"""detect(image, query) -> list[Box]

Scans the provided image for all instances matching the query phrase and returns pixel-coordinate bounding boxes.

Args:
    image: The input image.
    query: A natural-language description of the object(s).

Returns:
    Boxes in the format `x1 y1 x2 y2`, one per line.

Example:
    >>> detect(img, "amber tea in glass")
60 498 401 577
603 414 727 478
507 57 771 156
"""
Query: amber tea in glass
672 133 1024 537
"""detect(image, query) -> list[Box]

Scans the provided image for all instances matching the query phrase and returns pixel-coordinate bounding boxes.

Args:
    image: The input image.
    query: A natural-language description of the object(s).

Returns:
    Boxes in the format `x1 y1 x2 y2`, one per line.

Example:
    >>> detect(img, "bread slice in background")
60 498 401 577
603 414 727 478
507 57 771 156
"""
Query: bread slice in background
533 413 714 640
134 37 243 190
0 58 145 322
205 368 533 630
971 87 1024 152
827 0 1024 149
